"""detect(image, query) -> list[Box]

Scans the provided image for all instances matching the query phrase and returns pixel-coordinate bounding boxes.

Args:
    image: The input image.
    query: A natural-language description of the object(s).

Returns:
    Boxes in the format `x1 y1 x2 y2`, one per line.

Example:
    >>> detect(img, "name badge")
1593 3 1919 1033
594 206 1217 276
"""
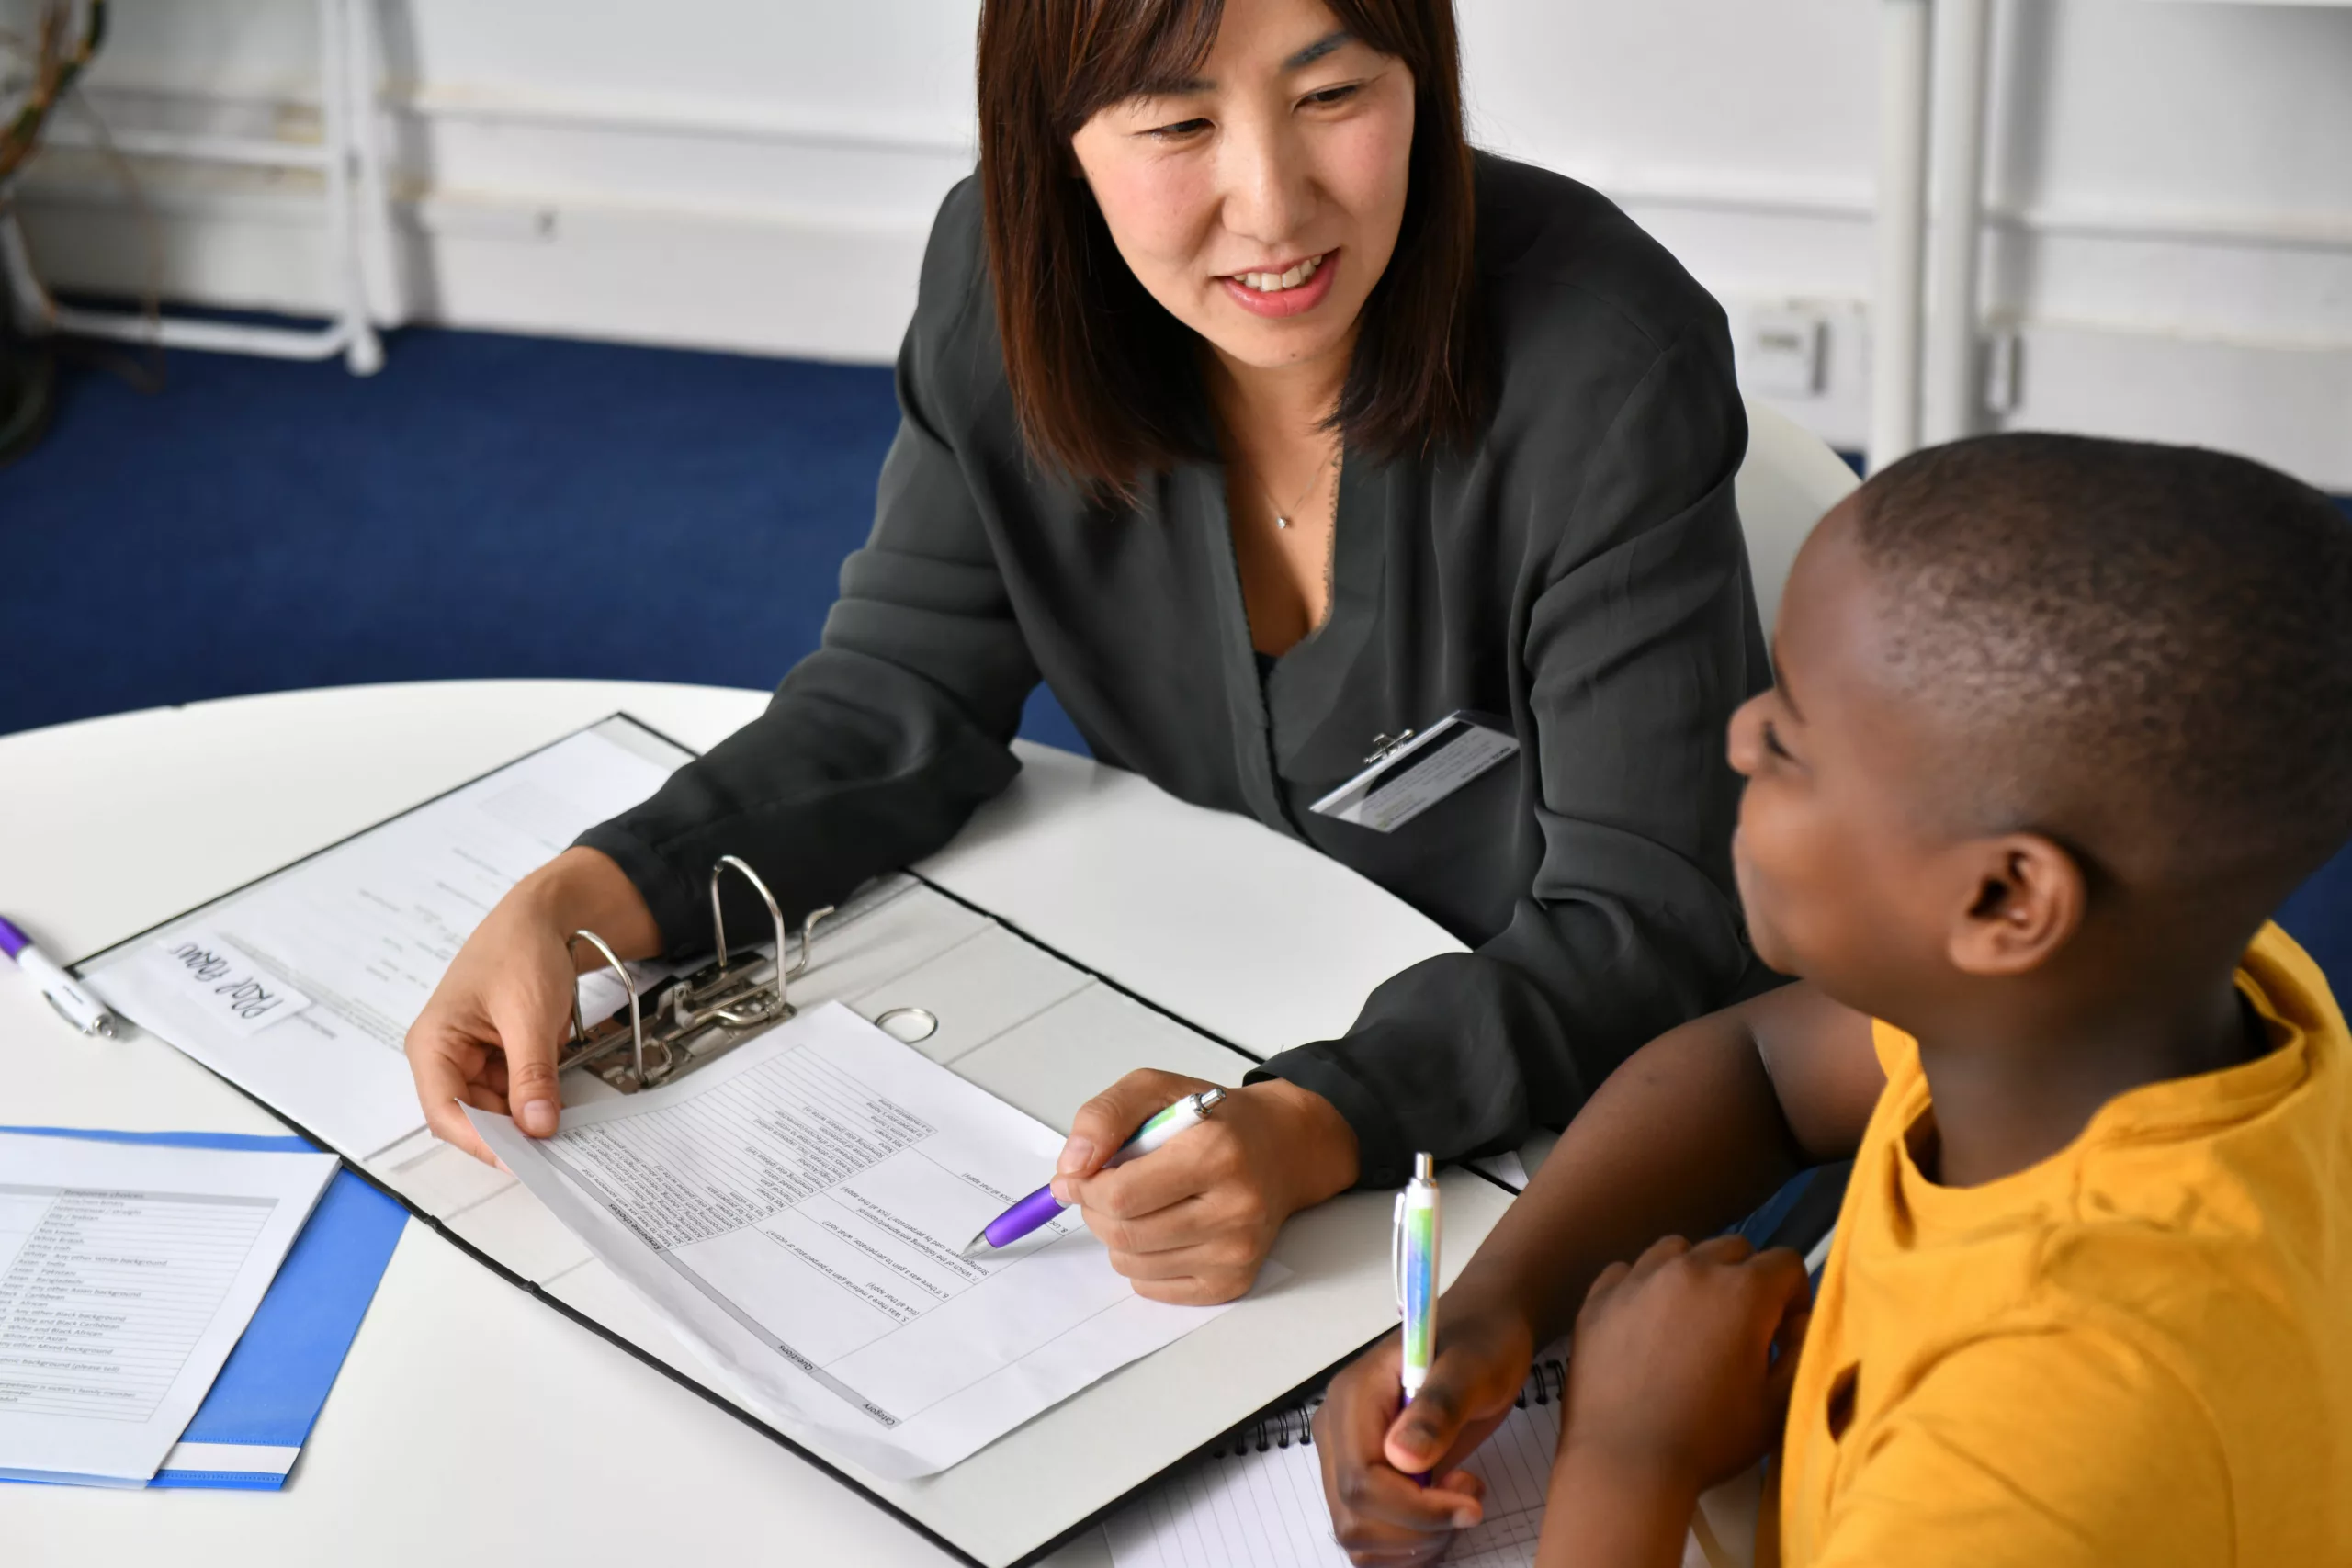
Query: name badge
146 929 313 1037
1307 711 1521 833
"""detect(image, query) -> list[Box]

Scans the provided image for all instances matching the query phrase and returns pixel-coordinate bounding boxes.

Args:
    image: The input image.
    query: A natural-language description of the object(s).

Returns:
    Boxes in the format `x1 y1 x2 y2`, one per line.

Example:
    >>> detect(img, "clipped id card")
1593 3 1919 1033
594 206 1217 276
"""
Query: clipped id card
1307 710 1521 834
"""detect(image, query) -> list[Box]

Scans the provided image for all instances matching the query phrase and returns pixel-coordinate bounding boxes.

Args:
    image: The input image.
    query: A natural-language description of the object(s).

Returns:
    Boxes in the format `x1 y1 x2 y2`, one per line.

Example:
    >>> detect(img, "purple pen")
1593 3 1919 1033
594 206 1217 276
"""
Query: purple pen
961 1087 1227 1256
0 914 116 1037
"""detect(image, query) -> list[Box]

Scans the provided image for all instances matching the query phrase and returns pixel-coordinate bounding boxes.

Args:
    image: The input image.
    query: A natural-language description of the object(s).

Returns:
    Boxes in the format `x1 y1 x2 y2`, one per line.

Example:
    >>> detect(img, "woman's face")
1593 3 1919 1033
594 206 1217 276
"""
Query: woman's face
1069 0 1416 382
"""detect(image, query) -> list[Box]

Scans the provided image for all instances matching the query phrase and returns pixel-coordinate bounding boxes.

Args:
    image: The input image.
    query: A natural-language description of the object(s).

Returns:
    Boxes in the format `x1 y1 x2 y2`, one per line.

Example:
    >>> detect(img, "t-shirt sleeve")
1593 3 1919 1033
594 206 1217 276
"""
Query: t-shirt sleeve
1804 1329 2232 1568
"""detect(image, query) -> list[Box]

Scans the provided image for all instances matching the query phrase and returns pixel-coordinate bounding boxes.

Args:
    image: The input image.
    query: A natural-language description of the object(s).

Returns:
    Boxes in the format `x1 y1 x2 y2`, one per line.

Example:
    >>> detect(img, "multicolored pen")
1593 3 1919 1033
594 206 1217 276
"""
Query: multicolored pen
1395 1152 1440 1409
961 1087 1228 1257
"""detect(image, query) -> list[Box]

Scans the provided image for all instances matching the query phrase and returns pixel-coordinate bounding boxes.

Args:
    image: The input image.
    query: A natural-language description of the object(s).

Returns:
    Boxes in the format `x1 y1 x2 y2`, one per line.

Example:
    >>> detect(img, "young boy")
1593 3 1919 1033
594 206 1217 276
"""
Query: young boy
1314 434 2352 1566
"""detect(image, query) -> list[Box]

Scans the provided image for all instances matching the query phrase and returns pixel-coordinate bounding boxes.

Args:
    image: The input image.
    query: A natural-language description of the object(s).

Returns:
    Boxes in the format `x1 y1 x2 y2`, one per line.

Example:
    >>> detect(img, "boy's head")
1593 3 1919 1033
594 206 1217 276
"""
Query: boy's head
1729 433 2352 1022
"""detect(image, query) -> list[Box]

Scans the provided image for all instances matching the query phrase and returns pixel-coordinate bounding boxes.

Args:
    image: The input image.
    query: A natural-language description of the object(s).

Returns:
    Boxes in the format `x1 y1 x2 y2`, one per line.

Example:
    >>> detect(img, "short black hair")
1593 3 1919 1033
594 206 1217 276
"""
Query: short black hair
1850 433 2352 895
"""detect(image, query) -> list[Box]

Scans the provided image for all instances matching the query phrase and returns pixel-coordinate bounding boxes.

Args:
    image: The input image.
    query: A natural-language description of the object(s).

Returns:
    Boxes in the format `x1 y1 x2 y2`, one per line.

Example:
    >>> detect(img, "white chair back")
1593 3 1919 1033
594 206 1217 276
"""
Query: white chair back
1734 396 1861 643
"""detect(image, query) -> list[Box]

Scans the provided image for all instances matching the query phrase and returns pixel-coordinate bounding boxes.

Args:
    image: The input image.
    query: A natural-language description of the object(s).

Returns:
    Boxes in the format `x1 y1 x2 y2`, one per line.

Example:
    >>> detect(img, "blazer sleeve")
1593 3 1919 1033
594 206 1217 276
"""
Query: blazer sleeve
1251 316 1764 1188
576 184 1038 953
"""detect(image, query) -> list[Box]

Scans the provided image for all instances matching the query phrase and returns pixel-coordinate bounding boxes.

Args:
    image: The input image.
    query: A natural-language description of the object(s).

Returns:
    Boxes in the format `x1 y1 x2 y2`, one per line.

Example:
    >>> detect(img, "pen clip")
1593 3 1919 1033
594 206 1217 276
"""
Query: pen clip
40 987 112 1039
1391 1191 1407 1315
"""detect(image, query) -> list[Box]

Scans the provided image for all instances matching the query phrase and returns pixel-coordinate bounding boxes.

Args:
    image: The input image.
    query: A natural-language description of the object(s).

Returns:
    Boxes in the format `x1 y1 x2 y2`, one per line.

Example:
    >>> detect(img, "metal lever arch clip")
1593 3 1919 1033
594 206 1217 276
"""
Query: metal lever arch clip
558 856 833 1093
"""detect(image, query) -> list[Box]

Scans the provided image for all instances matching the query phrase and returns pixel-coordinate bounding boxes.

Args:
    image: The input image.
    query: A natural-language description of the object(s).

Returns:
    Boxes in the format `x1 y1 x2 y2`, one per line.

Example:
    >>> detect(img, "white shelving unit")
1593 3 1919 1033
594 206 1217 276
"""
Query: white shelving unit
0 0 390 375
1870 0 2352 471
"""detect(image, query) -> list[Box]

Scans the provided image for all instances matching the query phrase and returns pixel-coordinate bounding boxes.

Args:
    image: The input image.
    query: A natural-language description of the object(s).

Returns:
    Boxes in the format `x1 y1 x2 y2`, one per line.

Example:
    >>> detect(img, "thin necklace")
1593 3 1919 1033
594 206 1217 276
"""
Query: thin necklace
1264 447 1339 531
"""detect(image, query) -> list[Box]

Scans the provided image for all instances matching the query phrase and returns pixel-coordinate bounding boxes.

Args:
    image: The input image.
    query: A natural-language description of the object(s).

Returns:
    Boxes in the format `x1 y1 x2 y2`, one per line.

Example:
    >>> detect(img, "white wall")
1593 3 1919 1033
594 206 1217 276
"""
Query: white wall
11 0 2352 486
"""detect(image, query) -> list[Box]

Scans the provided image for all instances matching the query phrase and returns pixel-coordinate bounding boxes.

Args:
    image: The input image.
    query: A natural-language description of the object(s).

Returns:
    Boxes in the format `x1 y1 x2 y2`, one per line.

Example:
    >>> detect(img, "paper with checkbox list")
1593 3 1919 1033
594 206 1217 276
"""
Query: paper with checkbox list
471 1001 1272 1478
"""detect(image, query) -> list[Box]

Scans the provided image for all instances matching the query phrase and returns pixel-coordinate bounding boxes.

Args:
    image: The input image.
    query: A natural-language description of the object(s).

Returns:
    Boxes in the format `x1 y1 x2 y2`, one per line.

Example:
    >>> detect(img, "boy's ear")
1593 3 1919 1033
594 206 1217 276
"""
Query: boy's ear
1944 832 2086 977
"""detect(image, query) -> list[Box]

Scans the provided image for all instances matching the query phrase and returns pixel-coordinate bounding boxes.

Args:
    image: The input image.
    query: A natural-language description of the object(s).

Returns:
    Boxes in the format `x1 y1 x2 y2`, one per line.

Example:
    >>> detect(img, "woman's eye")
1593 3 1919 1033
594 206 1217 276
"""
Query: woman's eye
1146 118 1211 141
1302 85 1360 108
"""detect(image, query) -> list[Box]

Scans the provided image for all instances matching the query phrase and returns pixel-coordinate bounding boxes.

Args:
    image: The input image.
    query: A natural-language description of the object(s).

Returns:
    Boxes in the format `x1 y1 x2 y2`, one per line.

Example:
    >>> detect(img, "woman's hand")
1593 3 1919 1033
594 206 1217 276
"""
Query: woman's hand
402 847 662 1163
1048 1070 1359 1305
1534 1235 1811 1568
1317 1295 1536 1566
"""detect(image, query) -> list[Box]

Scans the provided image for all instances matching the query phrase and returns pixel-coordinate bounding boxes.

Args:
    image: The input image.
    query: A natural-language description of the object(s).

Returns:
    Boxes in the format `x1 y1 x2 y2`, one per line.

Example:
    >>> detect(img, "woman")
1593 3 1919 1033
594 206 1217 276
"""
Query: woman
404 0 1765 1306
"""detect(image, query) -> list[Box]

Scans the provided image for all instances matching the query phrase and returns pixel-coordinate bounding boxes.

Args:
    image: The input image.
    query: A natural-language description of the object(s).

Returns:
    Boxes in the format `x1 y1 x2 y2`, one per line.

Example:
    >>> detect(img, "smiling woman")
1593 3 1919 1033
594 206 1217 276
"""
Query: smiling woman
980 0 1477 492
983 0 1479 653
404 0 1770 1315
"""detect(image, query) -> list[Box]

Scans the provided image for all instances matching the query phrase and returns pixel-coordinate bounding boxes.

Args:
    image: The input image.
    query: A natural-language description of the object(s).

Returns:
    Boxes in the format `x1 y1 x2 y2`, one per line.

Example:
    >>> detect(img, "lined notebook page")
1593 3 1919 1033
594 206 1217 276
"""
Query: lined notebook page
1103 1367 1563 1568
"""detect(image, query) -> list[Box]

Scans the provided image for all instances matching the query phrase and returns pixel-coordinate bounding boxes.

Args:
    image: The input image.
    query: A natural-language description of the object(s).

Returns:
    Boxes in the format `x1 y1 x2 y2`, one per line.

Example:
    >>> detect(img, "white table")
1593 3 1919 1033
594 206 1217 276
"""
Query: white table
0 680 1470 1567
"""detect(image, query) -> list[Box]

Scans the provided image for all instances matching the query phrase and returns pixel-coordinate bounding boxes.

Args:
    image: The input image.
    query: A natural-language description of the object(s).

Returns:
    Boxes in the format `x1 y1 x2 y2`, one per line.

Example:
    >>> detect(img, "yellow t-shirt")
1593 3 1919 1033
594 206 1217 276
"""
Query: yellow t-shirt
1778 922 2352 1567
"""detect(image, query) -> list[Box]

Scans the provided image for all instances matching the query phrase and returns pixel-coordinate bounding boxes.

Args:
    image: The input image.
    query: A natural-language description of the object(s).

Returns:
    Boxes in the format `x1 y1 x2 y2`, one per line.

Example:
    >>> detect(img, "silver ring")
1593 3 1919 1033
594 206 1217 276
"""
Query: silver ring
873 1006 940 1044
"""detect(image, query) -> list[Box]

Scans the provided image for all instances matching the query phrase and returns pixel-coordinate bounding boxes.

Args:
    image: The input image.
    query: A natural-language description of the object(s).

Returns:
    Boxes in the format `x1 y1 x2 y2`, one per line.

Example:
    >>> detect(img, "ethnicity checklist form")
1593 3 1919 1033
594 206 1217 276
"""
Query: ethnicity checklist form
474 1003 1263 1478
0 1133 335 1487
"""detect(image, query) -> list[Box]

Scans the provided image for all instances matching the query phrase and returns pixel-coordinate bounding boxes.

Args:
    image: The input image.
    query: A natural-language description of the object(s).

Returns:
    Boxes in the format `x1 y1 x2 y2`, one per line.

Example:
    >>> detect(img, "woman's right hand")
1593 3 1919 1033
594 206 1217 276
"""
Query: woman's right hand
403 846 662 1164
1316 1292 1538 1566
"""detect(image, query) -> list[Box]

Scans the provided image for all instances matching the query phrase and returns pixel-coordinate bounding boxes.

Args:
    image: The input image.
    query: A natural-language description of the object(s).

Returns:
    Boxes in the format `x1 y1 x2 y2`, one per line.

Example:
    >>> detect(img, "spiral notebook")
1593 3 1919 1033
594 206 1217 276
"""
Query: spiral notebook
1101 1361 1568 1568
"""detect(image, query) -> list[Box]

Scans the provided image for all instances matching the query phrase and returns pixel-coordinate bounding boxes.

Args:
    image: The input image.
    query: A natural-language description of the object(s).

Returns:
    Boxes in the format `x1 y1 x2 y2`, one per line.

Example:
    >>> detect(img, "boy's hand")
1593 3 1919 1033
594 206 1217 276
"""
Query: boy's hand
1563 1235 1812 1492
1316 1301 1533 1565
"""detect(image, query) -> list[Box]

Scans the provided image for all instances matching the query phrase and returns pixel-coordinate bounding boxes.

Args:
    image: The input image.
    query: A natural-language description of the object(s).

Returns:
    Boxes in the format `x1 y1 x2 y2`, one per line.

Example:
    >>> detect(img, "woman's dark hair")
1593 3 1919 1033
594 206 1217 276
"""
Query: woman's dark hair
977 0 1487 494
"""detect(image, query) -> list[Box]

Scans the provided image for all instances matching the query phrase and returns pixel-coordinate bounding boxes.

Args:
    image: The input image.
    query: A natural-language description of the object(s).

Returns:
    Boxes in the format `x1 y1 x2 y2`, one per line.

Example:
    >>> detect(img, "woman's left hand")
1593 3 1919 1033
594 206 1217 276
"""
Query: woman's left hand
1049 1070 1360 1305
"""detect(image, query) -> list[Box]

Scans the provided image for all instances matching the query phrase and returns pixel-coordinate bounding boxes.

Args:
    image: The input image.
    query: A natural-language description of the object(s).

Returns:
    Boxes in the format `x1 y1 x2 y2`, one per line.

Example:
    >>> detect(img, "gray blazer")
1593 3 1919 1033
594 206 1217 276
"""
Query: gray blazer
580 153 1770 1188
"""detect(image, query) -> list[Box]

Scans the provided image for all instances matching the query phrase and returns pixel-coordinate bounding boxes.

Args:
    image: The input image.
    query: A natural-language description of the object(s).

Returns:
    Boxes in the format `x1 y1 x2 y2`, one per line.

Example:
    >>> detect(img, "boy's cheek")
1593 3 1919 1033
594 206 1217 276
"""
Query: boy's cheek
1734 877 1801 982
1733 808 1841 977
1732 797 1797 910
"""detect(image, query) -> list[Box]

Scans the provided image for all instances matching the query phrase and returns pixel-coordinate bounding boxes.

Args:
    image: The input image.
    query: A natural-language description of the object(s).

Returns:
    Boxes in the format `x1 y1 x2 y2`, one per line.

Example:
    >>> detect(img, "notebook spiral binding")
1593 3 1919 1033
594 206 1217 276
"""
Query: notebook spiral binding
1202 1359 1569 1461
1516 1359 1568 1409
1206 1404 1317 1458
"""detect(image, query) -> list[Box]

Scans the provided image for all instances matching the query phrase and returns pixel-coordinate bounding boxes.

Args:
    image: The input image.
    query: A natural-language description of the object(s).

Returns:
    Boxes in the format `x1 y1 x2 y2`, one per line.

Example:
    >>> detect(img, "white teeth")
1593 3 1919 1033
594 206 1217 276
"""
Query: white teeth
1237 254 1322 293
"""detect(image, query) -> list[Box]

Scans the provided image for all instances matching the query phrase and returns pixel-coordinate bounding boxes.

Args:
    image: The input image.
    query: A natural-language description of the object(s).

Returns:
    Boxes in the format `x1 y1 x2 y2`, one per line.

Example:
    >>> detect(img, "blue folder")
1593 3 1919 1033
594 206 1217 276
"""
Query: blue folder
0 1126 408 1490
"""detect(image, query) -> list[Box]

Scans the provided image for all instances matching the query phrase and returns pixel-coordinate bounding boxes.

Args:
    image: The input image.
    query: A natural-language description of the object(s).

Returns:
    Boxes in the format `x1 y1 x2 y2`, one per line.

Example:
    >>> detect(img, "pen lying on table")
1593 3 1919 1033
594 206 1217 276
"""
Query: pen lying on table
0 914 115 1037
962 1087 1228 1256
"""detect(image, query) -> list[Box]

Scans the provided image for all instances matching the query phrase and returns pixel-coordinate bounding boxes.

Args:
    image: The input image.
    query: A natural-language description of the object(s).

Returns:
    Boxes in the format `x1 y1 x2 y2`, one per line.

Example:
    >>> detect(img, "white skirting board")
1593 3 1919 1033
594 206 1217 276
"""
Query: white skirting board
11 150 2350 492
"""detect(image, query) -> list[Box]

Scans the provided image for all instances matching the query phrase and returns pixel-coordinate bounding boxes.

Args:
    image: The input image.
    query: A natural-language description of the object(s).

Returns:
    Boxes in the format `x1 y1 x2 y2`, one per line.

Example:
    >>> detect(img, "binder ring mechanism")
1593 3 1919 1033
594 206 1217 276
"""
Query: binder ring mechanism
557 855 833 1093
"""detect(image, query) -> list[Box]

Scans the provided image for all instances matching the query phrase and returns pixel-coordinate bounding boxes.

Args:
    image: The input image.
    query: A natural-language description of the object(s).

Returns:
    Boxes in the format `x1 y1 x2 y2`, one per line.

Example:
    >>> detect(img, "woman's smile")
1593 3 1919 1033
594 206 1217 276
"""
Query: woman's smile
1067 0 1413 381
1218 248 1340 319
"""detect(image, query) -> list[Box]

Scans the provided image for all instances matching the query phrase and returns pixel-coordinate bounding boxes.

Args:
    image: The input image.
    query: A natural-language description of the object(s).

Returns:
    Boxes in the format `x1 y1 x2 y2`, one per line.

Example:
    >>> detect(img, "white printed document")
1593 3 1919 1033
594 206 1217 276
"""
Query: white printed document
83 722 684 1159
472 1002 1265 1478
0 1132 336 1487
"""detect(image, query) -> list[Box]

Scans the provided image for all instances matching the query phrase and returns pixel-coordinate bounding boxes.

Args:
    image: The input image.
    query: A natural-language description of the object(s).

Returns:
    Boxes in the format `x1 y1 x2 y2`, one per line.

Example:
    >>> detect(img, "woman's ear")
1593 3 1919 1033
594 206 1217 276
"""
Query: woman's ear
1944 832 2086 977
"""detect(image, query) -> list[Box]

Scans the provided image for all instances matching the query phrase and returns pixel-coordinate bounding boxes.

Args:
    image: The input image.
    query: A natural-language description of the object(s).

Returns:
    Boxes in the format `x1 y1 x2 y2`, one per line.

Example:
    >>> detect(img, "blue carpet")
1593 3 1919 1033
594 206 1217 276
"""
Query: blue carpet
1 324 2344 992
0 326 1090 753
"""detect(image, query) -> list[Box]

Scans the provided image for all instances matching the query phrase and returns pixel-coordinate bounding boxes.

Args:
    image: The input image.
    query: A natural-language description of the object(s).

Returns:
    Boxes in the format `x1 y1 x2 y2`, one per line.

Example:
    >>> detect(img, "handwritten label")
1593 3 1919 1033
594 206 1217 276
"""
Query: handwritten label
146 930 313 1037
